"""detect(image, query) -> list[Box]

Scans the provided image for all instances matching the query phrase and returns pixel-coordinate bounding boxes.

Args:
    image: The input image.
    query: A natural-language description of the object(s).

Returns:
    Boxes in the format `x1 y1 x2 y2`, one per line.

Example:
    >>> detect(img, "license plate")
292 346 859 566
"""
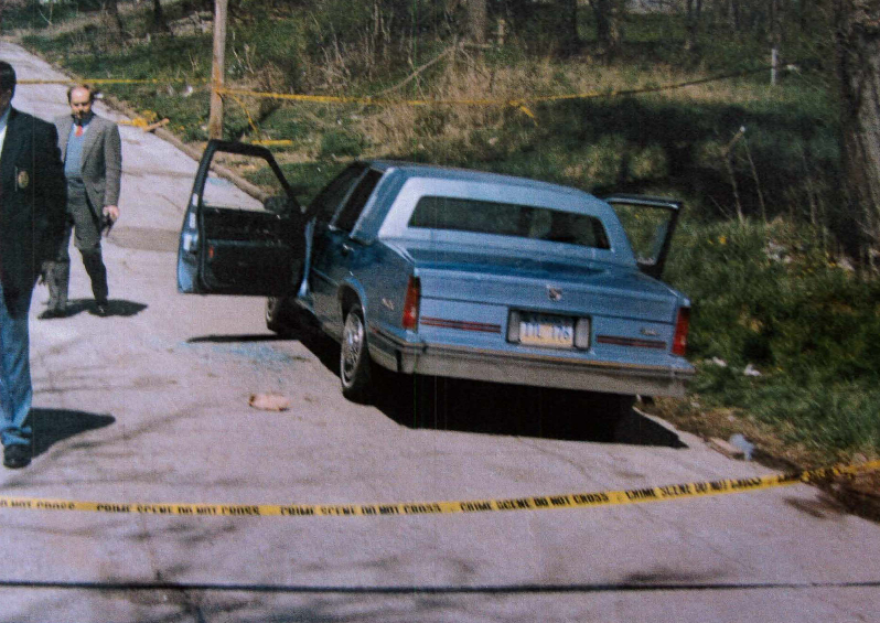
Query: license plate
517 313 574 348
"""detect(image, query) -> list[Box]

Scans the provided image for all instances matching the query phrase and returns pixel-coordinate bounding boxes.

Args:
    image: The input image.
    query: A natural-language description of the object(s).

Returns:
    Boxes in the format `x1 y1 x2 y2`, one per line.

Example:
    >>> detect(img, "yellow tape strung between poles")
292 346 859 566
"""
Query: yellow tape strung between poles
18 79 165 86
215 87 536 117
214 65 779 117
16 64 782 129
18 62 782 104
1 460 877 519
18 78 207 86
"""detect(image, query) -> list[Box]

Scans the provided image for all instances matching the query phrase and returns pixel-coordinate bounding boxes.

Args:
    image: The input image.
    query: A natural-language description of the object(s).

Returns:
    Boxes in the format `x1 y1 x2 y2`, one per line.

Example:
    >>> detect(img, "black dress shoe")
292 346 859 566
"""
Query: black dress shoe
3 444 31 469
94 302 110 317
38 307 66 320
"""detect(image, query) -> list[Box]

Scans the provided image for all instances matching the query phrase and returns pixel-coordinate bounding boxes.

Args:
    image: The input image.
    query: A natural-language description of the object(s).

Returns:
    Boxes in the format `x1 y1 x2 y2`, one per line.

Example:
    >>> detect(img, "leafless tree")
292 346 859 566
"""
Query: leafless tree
834 0 880 264
467 0 486 44
558 0 579 55
588 0 626 56
685 0 703 50
149 0 171 33
104 0 126 36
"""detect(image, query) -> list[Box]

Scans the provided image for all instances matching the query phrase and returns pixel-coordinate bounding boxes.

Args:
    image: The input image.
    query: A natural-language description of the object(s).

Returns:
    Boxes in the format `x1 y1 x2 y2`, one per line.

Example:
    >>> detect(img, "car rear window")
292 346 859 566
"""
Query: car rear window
408 196 611 250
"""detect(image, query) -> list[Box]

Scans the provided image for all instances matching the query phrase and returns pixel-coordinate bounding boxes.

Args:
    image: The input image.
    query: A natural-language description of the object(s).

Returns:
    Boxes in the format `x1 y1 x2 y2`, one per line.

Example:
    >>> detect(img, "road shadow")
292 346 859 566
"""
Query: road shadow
374 372 686 448
106 226 178 253
29 408 116 457
292 323 684 448
187 334 291 344
38 298 147 319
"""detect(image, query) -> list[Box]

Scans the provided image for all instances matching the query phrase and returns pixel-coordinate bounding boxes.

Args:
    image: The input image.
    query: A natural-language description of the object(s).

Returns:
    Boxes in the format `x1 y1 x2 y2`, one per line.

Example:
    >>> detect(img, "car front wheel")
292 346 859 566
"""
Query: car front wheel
266 297 293 335
340 304 372 403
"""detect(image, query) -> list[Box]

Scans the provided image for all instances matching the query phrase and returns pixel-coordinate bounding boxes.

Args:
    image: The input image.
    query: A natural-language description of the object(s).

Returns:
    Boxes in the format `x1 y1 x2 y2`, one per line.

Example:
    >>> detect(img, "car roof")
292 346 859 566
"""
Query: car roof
364 160 590 199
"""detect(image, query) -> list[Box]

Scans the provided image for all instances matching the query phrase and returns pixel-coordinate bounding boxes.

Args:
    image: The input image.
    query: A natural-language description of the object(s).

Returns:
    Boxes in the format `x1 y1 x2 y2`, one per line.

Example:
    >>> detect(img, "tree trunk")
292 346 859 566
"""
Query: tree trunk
589 0 625 56
730 0 742 32
104 0 126 37
834 0 880 262
150 0 171 34
467 0 487 44
685 0 703 51
558 0 579 56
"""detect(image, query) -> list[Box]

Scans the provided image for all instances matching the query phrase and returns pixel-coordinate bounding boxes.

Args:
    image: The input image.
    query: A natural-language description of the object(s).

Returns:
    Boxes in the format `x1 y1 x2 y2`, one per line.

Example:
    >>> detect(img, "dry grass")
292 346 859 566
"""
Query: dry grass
350 55 814 158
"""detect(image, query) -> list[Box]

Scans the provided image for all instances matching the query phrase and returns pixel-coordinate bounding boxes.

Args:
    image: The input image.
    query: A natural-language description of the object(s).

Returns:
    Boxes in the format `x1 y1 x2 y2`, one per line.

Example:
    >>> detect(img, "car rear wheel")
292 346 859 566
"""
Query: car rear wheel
340 304 372 403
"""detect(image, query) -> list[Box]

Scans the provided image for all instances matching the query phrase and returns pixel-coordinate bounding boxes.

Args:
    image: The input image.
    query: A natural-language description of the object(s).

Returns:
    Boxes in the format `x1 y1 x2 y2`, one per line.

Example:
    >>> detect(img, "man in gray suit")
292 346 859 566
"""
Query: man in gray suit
41 84 121 318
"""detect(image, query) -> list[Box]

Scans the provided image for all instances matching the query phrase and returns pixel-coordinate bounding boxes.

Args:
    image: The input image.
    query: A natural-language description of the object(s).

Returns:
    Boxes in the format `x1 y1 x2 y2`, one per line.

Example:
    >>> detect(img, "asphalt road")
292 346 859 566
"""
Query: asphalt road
1 41 879 623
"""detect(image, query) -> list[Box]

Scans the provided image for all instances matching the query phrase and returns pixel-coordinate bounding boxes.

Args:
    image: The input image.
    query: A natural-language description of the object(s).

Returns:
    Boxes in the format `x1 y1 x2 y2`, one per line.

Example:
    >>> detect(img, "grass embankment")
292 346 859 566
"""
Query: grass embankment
10 2 880 474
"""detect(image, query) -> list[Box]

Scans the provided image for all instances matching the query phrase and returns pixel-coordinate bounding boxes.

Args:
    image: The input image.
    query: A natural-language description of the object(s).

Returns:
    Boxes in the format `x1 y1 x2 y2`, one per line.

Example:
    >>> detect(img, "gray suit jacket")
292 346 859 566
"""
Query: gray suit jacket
54 113 122 215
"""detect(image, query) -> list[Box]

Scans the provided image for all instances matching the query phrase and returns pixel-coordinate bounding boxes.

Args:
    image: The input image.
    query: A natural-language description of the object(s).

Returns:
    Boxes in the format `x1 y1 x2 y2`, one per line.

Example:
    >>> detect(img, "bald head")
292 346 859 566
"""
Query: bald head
67 85 95 122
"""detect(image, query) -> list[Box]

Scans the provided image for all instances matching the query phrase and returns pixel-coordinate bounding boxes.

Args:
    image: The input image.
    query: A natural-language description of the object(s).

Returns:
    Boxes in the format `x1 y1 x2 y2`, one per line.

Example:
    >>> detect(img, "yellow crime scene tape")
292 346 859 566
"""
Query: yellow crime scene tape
214 86 538 118
17 73 759 121
19 78 170 86
18 78 209 86
17 64 784 136
1 460 877 519
214 65 781 118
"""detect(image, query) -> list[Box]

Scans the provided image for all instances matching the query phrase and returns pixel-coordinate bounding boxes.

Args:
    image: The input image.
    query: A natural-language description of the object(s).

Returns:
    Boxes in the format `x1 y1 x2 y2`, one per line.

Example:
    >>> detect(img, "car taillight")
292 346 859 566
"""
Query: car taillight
672 306 690 356
402 276 421 330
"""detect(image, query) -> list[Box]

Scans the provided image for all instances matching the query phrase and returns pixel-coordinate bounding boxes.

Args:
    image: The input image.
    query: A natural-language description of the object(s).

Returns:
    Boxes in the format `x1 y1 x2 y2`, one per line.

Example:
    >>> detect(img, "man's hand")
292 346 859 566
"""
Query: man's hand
39 262 52 285
102 205 119 236
102 205 120 222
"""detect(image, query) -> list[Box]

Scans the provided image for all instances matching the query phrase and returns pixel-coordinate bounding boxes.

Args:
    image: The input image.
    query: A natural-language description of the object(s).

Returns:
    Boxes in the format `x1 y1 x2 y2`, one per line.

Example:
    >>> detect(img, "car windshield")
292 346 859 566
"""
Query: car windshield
408 195 611 250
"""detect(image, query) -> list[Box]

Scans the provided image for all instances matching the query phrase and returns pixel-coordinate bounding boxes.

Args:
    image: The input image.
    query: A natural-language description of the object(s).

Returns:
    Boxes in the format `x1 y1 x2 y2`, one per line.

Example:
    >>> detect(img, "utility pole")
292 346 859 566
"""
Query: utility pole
208 0 228 140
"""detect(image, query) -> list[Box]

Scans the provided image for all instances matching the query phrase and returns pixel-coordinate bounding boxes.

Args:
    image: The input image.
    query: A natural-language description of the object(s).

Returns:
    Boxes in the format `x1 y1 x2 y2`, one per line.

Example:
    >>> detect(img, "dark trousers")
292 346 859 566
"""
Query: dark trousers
44 180 108 310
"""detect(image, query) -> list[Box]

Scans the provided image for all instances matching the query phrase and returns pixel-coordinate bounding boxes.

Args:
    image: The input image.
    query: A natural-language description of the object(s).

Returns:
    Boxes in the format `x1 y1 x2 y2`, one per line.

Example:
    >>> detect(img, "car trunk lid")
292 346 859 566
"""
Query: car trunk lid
391 241 679 323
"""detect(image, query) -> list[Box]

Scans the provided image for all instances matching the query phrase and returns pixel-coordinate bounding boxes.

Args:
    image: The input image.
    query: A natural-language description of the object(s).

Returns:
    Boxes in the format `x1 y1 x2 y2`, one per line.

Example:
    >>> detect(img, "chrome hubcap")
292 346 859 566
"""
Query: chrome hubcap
341 313 364 385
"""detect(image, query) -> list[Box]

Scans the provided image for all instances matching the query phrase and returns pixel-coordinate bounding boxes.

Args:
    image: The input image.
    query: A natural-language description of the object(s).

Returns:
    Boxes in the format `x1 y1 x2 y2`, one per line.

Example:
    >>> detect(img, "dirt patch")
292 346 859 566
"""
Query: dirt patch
107 226 179 253
822 470 880 523
644 397 880 523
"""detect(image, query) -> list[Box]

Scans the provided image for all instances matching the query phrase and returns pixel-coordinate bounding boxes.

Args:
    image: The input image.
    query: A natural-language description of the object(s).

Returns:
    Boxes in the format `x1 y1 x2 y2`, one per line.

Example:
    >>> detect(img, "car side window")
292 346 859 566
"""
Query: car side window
309 164 366 224
333 169 383 234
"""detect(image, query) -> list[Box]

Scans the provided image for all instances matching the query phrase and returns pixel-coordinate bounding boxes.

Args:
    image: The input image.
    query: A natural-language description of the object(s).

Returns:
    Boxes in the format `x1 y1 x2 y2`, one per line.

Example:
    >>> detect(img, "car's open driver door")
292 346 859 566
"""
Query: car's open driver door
177 140 304 296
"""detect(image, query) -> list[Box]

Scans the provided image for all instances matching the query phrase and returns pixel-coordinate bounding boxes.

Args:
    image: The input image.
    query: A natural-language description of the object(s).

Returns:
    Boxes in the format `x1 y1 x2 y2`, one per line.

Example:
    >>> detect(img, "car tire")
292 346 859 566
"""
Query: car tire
266 297 294 335
340 304 373 403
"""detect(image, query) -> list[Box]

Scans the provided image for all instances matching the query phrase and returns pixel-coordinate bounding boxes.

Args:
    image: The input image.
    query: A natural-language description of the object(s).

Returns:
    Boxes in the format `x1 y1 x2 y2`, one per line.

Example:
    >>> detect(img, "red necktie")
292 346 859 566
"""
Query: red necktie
75 124 83 137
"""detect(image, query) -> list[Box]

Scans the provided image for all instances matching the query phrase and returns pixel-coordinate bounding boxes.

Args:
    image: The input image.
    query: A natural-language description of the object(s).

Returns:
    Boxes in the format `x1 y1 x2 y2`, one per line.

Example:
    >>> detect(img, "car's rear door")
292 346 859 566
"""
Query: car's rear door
177 140 304 296
310 168 385 333
603 195 682 280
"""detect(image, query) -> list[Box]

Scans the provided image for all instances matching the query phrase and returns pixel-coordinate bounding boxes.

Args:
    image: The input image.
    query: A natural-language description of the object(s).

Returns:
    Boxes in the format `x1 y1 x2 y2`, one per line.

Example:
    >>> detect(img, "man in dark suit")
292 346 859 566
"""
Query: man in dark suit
0 61 66 468
41 83 121 318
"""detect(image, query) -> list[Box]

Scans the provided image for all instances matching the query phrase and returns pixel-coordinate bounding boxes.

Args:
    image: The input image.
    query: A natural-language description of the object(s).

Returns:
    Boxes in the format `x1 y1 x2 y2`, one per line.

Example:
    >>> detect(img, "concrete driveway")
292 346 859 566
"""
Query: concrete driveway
1 41 878 623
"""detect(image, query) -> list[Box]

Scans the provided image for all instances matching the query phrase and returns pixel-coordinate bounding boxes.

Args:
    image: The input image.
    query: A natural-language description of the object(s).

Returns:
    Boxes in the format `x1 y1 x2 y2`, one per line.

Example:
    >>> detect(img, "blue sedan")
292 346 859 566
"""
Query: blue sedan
178 141 694 422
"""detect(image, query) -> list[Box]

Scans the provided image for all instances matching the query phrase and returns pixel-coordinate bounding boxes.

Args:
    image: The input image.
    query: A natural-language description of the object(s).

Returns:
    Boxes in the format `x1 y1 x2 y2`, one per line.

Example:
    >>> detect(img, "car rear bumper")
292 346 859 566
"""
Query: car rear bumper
370 328 694 397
